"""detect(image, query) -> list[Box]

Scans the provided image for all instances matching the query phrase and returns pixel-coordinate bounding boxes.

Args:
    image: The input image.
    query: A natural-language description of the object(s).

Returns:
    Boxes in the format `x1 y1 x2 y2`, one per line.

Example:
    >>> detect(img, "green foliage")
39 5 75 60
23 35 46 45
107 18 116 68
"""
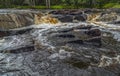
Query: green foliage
112 4 120 8
103 3 120 8
15 6 46 9
103 3 115 8
0 0 120 9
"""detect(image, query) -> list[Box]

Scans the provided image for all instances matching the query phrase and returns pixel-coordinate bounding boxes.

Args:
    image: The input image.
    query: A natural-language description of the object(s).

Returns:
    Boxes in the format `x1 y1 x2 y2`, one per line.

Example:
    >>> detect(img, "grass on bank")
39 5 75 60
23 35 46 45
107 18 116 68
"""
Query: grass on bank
0 3 120 9
0 5 75 9
103 3 120 8
16 5 76 9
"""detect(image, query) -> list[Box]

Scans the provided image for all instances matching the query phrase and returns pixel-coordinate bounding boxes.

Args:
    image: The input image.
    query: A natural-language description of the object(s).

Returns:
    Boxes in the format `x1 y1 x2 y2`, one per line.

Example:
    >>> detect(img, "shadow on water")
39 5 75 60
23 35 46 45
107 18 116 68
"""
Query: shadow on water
65 58 90 69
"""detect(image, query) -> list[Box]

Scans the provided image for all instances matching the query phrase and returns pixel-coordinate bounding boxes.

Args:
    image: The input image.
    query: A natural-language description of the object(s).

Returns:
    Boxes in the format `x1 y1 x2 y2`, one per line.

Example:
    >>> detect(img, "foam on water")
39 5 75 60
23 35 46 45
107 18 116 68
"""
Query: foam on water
99 55 120 67
31 22 89 50
0 34 32 51
48 49 72 61
1 20 119 52
91 22 120 42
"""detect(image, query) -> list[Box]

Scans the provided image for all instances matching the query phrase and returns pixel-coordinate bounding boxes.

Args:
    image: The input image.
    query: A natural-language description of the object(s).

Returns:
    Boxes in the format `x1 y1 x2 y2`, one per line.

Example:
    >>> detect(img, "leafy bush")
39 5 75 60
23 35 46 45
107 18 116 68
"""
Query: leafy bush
103 3 116 8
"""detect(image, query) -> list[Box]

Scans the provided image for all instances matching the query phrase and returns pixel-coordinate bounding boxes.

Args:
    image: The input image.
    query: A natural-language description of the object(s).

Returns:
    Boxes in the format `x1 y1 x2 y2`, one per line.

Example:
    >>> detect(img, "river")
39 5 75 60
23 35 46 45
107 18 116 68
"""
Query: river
0 9 120 76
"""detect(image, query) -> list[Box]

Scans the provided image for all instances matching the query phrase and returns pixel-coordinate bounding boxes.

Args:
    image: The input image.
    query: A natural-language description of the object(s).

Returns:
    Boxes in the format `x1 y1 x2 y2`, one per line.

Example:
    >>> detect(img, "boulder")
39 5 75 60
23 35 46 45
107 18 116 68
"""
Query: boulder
74 14 87 21
58 15 73 22
69 10 83 15
85 29 101 36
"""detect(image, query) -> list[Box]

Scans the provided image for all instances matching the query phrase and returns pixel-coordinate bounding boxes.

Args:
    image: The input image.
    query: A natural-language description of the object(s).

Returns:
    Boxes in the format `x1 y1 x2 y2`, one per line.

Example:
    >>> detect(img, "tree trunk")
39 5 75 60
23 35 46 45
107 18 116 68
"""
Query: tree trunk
46 0 50 9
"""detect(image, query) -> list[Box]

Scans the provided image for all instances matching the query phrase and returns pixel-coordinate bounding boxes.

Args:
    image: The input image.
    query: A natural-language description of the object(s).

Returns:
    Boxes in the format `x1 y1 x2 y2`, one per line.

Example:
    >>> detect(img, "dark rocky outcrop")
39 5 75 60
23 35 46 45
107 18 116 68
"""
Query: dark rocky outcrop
85 29 101 36
50 10 87 22
1 46 34 53
49 10 83 15
74 14 87 21
57 15 73 22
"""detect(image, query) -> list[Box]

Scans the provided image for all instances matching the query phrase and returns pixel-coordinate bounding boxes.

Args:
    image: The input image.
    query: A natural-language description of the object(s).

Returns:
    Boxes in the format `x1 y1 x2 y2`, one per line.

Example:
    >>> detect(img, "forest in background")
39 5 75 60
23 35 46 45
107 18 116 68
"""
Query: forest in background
0 0 120 9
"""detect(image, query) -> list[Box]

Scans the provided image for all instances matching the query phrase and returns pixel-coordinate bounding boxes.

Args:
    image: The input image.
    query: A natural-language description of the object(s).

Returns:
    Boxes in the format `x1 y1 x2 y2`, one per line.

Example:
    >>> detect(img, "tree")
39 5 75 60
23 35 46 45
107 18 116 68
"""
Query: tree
46 0 50 9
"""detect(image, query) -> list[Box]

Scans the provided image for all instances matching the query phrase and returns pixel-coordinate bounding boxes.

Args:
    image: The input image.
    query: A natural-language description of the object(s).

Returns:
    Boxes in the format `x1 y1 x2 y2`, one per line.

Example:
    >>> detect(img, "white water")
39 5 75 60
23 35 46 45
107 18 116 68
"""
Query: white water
30 22 91 48
90 22 120 42
0 34 32 51
99 55 120 67
1 21 119 52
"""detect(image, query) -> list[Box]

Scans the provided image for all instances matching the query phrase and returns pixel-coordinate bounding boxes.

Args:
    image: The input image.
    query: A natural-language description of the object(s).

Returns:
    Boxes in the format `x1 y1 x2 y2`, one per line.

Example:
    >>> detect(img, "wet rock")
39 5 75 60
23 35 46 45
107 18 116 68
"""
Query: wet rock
85 37 102 47
45 24 102 47
58 15 73 22
84 9 93 14
95 12 118 22
57 28 74 33
49 10 69 15
74 25 92 29
67 40 84 44
56 34 75 38
50 10 83 15
69 11 83 15
65 57 90 69
85 29 101 36
88 67 116 76
109 21 120 24
1 46 34 53
74 14 87 21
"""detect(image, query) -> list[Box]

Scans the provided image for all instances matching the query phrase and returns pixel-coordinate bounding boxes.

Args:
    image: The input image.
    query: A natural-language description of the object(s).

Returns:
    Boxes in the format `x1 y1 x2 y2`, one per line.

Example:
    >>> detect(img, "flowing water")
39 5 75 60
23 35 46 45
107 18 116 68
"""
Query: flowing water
0 10 120 76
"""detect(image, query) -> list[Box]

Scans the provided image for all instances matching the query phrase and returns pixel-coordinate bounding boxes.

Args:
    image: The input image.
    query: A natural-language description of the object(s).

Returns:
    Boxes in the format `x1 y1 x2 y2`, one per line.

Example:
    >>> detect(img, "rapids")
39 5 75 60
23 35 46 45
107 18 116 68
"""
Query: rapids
0 9 120 76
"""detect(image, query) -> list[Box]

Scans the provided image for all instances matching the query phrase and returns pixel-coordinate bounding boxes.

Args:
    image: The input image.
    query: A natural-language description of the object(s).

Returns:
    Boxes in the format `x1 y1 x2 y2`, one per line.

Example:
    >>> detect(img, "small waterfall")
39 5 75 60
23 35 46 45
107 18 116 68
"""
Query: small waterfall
87 12 120 42
0 12 34 30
